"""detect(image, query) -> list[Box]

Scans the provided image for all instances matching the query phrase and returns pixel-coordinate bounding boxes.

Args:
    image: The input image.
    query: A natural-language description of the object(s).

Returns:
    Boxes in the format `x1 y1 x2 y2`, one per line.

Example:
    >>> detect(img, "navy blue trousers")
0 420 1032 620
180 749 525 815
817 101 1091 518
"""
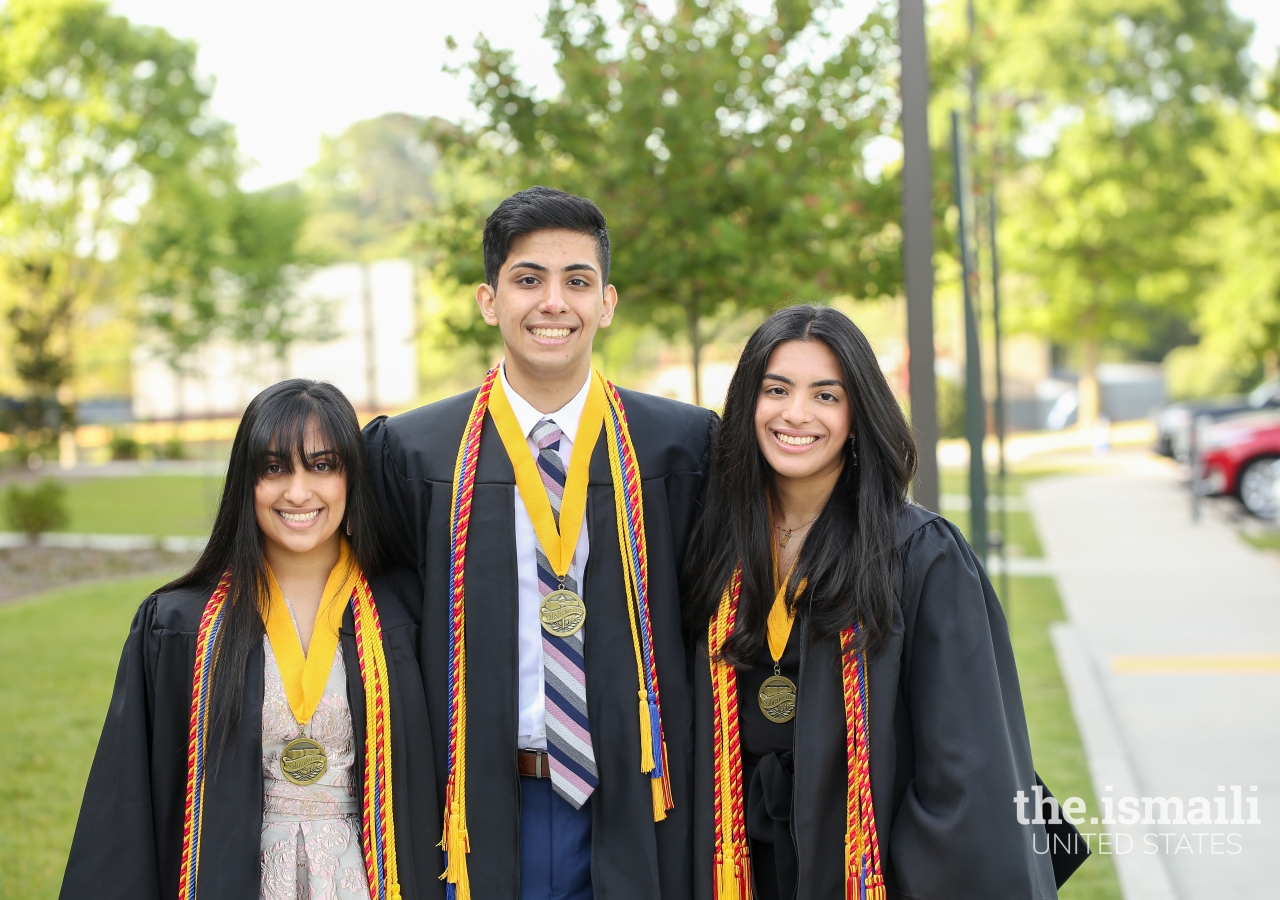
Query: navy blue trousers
519 775 593 900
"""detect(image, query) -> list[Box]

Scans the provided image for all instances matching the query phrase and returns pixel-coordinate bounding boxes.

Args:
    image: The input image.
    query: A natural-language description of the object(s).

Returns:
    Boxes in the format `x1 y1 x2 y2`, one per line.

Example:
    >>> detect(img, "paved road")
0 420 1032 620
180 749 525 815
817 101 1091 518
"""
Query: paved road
1027 457 1280 899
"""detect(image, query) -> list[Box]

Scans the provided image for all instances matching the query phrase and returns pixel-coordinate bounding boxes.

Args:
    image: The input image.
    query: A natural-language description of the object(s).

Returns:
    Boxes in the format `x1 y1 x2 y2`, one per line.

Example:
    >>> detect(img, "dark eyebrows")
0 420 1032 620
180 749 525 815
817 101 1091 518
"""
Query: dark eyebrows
761 373 845 389
508 260 550 273
564 262 599 275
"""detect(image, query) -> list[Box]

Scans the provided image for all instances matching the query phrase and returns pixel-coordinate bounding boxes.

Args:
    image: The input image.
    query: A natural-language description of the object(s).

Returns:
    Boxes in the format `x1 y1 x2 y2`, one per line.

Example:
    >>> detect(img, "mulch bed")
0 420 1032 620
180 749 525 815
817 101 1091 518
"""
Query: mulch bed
0 546 198 605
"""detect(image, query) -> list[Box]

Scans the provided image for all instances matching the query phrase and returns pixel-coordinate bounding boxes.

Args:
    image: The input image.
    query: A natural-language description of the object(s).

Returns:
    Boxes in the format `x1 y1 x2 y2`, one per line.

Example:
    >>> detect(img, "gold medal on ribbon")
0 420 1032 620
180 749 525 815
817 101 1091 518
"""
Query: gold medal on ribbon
760 540 804 723
759 673 798 723
281 735 328 785
489 370 607 640
540 588 587 637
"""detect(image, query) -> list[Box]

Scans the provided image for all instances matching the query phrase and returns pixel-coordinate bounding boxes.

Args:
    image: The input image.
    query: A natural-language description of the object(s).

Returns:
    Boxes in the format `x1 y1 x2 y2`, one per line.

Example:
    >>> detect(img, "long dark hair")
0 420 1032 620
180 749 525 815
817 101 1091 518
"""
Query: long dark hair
161 379 381 746
683 305 917 665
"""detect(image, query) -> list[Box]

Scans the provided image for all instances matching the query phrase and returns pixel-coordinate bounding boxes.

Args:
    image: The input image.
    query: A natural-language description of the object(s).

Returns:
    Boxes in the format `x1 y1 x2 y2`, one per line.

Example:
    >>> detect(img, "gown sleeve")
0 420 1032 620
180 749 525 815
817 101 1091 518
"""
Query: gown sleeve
59 596 163 900
889 519 1057 899
363 415 424 570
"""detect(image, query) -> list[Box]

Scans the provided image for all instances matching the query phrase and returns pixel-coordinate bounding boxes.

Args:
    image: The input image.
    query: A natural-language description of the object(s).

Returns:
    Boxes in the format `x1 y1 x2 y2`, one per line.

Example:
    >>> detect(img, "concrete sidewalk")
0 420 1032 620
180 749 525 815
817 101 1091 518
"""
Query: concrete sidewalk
1027 457 1280 899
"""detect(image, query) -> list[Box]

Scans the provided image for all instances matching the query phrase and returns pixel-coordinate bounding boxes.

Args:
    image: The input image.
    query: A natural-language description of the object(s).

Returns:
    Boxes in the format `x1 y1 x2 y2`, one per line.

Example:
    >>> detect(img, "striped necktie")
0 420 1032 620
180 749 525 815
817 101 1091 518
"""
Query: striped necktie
530 417 599 808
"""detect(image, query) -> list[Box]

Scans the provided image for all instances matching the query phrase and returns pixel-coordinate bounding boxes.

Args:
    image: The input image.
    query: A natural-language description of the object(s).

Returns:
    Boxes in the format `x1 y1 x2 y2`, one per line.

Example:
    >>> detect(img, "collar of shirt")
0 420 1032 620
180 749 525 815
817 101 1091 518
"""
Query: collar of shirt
500 362 592 444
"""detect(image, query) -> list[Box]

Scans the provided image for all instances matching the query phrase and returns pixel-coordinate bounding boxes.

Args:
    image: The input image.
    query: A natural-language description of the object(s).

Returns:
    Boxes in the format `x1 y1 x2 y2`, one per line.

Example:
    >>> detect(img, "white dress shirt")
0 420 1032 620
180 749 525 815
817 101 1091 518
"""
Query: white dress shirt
501 363 593 751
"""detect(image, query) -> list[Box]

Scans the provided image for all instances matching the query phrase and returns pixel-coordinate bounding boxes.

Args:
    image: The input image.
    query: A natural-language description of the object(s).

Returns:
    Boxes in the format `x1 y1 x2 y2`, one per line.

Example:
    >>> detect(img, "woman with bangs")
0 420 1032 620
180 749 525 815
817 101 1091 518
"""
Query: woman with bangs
61 380 444 900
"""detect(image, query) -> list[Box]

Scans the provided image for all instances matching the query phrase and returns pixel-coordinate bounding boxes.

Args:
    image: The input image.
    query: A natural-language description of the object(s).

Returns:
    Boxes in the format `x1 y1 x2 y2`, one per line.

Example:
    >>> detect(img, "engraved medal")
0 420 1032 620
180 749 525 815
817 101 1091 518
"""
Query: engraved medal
758 673 798 723
539 589 587 637
281 736 328 785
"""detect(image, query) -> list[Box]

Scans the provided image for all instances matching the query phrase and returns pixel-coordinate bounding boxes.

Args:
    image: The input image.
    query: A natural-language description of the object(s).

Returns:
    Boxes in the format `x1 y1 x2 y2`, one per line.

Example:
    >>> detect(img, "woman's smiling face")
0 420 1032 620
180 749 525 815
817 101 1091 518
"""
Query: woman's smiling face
253 420 347 559
754 339 853 484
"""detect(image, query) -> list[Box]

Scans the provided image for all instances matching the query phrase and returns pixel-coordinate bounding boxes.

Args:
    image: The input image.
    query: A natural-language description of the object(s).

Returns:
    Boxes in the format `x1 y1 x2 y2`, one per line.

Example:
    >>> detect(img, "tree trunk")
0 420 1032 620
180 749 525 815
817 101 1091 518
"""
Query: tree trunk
1078 336 1100 429
688 302 702 407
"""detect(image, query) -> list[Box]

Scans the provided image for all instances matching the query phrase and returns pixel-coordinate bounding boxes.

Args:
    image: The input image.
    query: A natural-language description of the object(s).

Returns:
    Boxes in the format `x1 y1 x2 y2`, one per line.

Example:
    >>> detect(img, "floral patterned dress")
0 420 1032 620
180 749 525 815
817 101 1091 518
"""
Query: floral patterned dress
260 630 370 900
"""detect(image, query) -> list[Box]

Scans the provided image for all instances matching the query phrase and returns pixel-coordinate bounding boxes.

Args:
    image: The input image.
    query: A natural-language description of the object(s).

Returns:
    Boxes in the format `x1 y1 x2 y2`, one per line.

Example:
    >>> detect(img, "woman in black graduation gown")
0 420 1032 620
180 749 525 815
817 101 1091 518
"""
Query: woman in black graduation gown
61 380 443 900
683 306 1061 900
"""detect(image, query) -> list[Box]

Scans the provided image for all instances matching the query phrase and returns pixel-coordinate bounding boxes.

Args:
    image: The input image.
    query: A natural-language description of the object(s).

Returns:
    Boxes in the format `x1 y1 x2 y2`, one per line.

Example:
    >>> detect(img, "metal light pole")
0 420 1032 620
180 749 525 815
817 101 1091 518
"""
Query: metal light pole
900 0 939 513
990 192 1009 606
952 110 989 563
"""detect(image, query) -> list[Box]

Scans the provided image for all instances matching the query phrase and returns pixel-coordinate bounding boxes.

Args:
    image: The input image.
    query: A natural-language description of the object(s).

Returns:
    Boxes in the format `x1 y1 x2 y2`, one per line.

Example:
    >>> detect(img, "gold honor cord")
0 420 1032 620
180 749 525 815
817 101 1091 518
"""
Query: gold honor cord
263 540 360 785
488 371 606 636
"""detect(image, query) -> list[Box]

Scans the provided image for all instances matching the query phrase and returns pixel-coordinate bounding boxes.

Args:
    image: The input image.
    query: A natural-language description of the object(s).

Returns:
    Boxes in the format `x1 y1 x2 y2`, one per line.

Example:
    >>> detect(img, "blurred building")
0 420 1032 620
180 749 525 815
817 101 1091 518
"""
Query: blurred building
131 260 417 419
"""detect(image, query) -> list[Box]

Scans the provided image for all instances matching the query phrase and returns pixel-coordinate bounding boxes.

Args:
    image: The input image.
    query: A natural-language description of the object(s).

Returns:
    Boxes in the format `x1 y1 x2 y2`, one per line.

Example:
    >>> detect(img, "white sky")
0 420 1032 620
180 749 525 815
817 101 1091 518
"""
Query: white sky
107 0 1280 191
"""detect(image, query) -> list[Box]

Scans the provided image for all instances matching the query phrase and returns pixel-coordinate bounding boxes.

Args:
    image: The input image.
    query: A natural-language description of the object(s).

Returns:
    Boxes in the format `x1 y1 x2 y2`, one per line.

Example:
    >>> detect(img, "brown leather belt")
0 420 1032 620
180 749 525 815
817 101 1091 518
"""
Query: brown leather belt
518 749 550 778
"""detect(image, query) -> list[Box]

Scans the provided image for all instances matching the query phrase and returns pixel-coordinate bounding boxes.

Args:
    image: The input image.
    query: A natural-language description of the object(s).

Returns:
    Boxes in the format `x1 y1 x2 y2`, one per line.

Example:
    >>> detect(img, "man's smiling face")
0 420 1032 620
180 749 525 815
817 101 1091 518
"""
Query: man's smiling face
476 228 617 392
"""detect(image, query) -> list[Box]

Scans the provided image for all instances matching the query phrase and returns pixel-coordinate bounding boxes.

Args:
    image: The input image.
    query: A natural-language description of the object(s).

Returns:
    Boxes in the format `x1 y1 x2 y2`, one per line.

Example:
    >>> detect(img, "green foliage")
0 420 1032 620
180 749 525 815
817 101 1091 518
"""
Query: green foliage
108 430 141 460
936 375 966 440
303 113 442 261
984 0 1253 359
5 478 69 536
0 0 229 434
1185 108 1280 381
433 0 904 399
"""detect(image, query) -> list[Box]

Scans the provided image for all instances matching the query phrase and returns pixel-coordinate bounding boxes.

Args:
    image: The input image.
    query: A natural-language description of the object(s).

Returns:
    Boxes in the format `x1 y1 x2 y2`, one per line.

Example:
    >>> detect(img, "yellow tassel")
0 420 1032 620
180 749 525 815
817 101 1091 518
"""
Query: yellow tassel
388 885 401 900
651 776 668 822
866 887 886 900
715 857 739 900
439 806 471 900
638 691 655 773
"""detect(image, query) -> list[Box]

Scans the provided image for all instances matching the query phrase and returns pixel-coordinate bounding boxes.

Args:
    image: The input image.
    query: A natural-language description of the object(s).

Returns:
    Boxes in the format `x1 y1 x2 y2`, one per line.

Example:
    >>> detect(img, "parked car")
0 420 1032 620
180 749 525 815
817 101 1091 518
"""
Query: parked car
1154 379 1280 460
1199 411 1280 518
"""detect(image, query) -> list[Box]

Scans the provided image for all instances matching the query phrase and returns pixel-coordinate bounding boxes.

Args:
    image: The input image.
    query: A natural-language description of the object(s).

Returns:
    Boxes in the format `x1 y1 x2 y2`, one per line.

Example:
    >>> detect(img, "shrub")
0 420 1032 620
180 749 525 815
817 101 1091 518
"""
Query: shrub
109 431 141 460
160 437 187 460
5 478 70 539
937 376 967 440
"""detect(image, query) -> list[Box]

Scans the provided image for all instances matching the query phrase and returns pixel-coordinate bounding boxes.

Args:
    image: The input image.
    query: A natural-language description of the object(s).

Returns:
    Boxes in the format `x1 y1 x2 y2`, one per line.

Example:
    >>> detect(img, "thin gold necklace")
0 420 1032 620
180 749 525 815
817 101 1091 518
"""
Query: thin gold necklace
773 516 818 549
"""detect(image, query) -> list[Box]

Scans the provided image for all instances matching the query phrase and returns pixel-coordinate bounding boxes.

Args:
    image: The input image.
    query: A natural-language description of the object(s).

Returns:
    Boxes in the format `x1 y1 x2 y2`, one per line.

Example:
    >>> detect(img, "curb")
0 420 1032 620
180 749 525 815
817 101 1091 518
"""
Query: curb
0 532 207 552
1050 622 1178 900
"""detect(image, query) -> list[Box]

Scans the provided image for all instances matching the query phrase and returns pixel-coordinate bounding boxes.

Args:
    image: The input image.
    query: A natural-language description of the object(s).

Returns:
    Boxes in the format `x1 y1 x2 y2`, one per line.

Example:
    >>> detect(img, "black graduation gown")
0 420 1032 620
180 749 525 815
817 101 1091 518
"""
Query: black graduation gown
693 505 1060 900
59 567 444 900
363 386 717 900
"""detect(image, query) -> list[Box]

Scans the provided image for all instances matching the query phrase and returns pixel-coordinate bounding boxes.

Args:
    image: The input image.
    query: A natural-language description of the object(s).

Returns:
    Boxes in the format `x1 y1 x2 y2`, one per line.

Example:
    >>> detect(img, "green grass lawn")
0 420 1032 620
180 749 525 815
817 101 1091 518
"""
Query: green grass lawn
1008 576 1122 900
60 476 222 536
0 575 161 899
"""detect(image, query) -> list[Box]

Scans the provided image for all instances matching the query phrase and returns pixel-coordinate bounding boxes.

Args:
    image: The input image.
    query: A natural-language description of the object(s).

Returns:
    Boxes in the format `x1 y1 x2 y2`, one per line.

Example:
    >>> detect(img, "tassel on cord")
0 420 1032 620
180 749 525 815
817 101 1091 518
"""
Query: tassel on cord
440 800 471 900
638 690 656 772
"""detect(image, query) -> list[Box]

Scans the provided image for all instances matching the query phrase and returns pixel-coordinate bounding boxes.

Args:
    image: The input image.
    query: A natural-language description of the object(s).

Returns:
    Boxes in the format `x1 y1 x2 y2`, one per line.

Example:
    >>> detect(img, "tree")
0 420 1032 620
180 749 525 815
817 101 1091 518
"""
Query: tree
1186 102 1280 386
303 113 442 262
222 184 335 372
969 0 1252 424
433 0 904 403
135 170 324 409
0 0 227 438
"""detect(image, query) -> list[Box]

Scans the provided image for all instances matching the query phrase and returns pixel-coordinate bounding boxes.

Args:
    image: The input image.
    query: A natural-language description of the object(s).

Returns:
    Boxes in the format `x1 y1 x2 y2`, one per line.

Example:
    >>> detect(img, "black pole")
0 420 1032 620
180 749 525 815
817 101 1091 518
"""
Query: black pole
952 110 988 562
989 191 1009 610
900 0 939 513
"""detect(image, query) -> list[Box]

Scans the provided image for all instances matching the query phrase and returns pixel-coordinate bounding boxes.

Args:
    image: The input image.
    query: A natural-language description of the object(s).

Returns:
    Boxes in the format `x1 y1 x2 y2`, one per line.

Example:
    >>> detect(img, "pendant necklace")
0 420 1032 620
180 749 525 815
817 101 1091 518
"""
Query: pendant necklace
773 515 818 549
758 554 802 724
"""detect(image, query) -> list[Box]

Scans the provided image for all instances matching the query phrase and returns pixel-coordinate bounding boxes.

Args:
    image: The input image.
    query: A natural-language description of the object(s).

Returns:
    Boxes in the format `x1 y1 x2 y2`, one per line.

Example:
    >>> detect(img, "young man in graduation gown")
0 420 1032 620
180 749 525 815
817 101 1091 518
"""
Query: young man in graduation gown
364 186 717 900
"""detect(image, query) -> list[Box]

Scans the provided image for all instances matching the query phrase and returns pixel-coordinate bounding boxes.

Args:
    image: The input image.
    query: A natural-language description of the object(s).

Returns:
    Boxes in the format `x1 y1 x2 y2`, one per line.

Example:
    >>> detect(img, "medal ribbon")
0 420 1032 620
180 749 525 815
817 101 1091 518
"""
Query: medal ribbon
263 540 360 727
709 565 884 900
765 550 802 666
179 553 401 900
487 369 606 581
441 366 671 900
